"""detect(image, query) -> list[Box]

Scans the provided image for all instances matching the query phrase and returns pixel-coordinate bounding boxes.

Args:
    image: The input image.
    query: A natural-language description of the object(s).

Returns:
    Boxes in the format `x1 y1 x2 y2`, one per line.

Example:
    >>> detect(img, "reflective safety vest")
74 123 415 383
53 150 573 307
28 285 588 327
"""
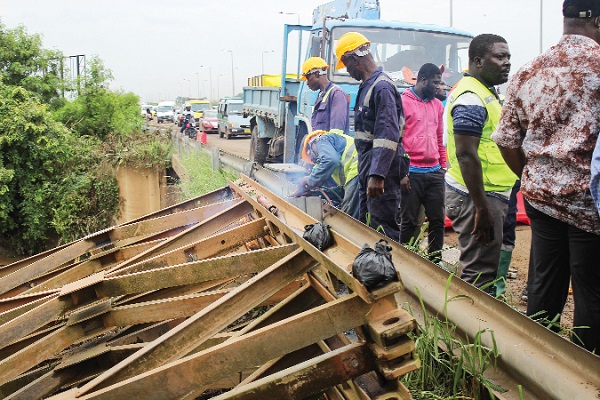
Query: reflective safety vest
324 131 358 187
445 76 517 192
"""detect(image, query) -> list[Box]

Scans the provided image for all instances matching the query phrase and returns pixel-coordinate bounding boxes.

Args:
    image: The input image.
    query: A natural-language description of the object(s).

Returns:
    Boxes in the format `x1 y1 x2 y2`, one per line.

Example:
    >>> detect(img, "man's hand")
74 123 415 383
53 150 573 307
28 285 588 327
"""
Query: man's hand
367 176 385 198
471 207 495 244
289 177 311 198
400 175 410 193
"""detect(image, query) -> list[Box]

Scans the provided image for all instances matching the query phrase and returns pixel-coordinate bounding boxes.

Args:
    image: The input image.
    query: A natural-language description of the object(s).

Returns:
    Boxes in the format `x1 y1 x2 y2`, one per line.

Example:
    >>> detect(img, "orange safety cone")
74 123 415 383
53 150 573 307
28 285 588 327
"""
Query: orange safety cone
197 131 208 144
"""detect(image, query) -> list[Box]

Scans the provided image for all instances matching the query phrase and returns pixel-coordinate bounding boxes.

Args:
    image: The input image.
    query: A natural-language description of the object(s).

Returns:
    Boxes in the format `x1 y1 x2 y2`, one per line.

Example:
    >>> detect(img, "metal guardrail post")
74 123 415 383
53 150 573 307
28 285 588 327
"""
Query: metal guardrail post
211 147 220 171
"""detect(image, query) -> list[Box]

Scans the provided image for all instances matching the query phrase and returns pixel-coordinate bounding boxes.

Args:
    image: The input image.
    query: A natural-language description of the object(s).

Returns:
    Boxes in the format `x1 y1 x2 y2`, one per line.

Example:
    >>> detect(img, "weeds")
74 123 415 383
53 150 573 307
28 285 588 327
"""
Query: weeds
402 275 505 400
178 148 238 199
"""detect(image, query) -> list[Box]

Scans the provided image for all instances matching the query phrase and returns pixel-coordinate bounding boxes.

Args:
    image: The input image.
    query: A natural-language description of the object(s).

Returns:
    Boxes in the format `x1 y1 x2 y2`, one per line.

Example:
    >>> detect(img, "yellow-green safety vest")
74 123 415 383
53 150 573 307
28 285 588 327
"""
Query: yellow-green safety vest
445 76 517 192
323 130 358 187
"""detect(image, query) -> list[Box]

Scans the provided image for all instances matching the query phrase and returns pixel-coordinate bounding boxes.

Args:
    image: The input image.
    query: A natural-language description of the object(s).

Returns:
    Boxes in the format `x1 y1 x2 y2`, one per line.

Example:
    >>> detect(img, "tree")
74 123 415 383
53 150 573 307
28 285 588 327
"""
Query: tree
53 56 143 139
0 22 64 106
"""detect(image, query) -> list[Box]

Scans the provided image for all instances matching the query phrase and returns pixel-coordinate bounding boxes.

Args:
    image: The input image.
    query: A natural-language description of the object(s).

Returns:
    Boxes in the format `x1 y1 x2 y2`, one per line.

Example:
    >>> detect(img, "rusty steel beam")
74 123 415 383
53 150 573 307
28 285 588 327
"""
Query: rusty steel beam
231 176 403 304
68 295 371 400
0 239 97 297
0 324 85 385
102 200 255 275
108 199 242 241
213 343 376 400
108 217 270 276
79 249 316 392
96 244 298 297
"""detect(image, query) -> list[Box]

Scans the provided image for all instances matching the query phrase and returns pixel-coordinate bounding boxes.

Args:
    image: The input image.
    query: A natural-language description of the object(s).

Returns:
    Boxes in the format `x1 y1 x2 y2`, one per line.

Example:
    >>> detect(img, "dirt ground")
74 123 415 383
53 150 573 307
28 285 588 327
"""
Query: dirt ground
442 224 575 330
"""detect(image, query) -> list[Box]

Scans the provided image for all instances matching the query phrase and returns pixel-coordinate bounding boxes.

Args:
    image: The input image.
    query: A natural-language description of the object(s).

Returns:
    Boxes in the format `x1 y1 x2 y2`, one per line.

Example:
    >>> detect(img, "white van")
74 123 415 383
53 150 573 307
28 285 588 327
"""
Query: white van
156 101 176 123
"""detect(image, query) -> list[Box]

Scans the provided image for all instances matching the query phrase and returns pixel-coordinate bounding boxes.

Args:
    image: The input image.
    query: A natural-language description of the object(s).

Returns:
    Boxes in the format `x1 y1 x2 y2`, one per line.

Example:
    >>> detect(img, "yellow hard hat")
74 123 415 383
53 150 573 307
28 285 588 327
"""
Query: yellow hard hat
301 130 326 164
301 57 329 81
335 32 370 70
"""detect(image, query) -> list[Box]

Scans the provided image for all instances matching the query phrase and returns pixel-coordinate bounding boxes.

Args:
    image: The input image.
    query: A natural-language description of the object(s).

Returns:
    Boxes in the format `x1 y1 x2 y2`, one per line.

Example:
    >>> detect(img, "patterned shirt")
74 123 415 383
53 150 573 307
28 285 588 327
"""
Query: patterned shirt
492 35 600 234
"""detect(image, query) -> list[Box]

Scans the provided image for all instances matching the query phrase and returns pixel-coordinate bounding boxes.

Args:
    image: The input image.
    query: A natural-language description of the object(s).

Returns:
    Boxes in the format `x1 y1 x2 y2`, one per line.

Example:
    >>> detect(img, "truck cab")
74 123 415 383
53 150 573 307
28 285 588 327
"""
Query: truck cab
243 0 474 165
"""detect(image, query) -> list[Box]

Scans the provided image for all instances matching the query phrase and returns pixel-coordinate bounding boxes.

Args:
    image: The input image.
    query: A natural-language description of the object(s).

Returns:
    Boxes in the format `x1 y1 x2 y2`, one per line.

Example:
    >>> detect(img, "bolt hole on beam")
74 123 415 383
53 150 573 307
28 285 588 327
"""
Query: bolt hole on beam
221 240 226 245
383 317 400 326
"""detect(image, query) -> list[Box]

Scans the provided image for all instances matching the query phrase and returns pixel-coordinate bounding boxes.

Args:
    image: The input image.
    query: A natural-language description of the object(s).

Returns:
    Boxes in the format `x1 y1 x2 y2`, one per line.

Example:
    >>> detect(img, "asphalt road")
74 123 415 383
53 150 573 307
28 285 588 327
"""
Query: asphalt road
204 132 251 160
153 120 252 160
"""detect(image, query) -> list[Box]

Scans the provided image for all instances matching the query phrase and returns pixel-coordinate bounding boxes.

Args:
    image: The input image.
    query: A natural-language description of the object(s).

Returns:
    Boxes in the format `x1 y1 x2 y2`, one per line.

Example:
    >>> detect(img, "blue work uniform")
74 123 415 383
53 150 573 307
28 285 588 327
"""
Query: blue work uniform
354 68 407 241
311 82 349 133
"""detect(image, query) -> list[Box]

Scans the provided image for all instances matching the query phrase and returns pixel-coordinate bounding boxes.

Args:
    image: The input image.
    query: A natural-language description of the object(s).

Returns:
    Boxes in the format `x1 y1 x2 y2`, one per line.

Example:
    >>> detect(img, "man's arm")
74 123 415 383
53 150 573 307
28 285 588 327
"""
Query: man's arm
436 101 447 168
368 84 402 197
455 134 494 243
327 88 349 133
497 146 525 178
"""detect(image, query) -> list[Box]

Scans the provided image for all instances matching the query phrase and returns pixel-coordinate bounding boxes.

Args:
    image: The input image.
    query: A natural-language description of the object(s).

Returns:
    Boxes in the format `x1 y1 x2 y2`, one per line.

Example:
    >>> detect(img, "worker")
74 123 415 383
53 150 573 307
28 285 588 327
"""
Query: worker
291 130 359 219
301 56 349 134
399 63 447 262
335 32 408 241
444 34 517 293
492 0 600 352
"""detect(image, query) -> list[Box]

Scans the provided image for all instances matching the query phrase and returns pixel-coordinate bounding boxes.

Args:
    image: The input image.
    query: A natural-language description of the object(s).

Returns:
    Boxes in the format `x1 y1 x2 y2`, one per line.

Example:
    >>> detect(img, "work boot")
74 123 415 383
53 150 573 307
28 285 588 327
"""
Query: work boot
495 250 512 297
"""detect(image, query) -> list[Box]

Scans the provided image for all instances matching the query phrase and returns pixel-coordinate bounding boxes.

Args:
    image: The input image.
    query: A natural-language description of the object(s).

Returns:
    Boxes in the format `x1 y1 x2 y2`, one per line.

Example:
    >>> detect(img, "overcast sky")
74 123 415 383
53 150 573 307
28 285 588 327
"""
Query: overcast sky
1 0 564 103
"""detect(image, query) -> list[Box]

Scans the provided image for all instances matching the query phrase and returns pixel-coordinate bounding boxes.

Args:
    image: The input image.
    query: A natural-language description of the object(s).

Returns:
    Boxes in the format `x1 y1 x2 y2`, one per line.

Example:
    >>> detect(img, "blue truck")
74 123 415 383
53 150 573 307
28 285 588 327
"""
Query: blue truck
243 0 474 165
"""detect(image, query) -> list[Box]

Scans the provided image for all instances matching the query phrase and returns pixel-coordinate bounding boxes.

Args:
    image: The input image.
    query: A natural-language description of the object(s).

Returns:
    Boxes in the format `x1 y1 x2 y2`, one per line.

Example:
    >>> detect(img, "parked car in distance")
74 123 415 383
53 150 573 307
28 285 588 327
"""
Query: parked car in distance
217 97 251 140
198 109 219 134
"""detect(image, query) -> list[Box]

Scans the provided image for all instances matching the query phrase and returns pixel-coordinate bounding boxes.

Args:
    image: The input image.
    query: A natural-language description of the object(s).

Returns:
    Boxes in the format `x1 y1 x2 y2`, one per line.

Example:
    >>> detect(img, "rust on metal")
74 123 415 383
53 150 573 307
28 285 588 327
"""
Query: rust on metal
0 174 596 400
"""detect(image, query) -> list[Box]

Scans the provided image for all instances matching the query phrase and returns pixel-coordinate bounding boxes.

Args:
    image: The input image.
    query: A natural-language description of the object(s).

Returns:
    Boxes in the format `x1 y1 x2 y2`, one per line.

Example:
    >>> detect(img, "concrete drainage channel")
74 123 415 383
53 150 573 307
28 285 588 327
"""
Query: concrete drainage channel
0 135 596 399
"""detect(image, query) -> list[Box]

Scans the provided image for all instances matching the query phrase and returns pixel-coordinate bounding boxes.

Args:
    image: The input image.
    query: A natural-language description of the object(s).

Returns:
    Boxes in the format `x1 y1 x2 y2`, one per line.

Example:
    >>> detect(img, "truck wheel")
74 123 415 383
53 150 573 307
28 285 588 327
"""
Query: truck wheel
250 126 269 165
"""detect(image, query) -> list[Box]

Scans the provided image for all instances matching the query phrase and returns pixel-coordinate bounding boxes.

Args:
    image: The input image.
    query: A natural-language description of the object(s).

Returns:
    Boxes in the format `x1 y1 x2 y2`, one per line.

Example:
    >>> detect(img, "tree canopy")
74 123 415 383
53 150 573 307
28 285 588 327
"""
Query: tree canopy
0 21 170 255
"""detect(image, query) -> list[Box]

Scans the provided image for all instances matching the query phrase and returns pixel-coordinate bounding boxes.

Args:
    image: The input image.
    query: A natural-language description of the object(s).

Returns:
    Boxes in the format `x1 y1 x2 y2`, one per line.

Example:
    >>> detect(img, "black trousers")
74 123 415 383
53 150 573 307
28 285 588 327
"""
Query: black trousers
400 169 445 259
525 201 600 353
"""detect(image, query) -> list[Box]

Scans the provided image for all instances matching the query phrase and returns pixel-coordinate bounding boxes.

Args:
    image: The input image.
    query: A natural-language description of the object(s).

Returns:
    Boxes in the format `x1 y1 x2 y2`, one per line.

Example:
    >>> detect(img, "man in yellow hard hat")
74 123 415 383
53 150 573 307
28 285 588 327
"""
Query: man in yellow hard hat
301 56 349 134
335 32 408 241
292 130 359 218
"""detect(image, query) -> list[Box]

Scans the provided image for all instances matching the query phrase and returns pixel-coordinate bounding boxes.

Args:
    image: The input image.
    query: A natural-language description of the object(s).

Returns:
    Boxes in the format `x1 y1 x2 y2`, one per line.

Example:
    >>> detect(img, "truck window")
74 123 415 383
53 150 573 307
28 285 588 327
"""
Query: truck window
331 27 471 88
190 103 210 112
228 103 243 115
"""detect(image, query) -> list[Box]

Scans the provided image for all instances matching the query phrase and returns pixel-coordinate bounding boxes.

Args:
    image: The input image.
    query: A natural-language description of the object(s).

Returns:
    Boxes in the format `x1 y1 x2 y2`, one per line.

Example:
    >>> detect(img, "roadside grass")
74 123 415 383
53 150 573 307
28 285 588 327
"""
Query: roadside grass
178 147 239 199
402 276 506 400
401 224 508 400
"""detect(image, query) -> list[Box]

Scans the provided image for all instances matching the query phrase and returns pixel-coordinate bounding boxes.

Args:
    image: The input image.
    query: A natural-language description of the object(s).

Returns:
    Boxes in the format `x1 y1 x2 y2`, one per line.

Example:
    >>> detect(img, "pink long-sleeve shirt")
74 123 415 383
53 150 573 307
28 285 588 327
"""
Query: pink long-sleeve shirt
401 88 447 169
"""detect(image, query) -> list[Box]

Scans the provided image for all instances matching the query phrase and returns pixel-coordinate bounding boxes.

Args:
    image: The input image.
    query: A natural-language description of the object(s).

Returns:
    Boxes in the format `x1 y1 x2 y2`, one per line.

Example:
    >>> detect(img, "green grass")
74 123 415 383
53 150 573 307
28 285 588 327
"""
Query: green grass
402 275 506 400
178 148 239 199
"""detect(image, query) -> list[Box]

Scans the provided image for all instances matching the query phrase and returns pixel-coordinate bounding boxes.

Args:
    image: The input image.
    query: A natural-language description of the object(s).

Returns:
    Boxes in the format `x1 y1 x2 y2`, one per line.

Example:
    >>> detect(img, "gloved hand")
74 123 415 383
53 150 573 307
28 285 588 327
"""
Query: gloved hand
289 177 311 197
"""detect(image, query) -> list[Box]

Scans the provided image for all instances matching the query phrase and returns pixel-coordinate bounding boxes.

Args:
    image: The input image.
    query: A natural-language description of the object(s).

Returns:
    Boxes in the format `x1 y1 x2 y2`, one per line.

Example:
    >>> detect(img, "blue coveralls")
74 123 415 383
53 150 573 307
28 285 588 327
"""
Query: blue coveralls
354 68 407 241
311 82 350 133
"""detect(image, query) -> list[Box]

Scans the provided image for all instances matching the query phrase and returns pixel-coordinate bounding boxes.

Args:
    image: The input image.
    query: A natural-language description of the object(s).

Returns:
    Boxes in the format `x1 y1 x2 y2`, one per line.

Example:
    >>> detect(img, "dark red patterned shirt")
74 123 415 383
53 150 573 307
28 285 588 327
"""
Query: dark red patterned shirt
492 35 600 234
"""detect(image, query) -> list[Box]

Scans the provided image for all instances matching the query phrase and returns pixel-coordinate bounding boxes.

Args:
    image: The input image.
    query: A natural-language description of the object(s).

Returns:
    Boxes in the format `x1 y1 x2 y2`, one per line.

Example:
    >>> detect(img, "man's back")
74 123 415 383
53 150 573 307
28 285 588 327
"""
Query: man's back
493 34 600 234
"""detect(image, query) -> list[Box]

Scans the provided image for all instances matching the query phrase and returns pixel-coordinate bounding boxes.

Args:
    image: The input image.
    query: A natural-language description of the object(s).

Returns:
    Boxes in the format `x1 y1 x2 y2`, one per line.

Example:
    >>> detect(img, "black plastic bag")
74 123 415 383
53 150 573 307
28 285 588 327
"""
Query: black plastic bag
303 222 334 251
352 239 398 289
